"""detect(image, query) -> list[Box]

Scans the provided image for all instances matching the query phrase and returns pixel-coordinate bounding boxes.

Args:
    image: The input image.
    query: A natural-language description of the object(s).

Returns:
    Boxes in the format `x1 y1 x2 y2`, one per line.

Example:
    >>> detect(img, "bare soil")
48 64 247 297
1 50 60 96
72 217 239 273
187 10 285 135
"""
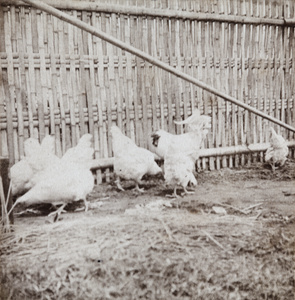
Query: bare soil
1 161 295 300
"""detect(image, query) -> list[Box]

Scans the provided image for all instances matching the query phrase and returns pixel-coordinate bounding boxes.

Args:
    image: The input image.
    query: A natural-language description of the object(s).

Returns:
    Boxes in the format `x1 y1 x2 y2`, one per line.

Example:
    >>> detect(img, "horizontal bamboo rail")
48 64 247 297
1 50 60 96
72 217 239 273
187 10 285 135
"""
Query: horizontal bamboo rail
16 0 295 134
90 141 295 170
1 97 294 130
1 53 293 70
3 0 295 26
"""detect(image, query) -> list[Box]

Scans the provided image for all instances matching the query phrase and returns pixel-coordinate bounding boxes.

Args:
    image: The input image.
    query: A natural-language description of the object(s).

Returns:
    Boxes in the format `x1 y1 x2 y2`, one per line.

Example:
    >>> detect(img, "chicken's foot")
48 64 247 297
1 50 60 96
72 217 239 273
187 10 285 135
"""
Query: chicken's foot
48 203 67 222
181 187 195 196
134 182 145 193
115 178 125 191
166 186 179 198
271 163 279 173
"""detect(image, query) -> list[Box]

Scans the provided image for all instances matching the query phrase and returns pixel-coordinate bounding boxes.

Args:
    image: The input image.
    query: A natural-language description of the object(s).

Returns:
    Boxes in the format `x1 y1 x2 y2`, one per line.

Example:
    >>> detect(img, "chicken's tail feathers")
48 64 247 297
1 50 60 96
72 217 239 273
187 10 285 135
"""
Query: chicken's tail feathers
24 138 41 157
269 126 287 148
269 127 277 136
174 110 211 132
40 135 56 154
110 125 123 137
174 108 202 125
78 133 93 146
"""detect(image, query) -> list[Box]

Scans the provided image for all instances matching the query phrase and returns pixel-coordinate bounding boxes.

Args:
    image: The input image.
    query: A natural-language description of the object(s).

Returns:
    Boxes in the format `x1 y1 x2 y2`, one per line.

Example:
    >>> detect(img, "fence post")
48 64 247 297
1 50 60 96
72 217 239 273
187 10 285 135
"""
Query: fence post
0 157 14 224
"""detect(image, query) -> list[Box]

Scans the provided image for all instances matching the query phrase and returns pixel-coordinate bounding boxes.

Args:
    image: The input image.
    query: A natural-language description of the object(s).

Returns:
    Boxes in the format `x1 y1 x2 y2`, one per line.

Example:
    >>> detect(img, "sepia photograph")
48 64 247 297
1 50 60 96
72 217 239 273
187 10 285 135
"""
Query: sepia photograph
0 0 294 299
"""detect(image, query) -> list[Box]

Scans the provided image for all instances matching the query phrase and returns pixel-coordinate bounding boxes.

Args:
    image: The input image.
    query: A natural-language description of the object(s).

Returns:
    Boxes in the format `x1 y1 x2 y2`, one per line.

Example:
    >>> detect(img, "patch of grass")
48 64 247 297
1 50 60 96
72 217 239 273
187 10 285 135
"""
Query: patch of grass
1 164 295 300
1 218 294 300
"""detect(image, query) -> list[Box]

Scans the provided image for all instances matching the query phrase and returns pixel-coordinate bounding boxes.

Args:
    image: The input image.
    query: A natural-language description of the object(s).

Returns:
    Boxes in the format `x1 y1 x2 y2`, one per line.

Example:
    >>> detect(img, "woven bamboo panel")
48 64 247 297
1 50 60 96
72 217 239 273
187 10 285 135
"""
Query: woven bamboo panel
0 0 295 183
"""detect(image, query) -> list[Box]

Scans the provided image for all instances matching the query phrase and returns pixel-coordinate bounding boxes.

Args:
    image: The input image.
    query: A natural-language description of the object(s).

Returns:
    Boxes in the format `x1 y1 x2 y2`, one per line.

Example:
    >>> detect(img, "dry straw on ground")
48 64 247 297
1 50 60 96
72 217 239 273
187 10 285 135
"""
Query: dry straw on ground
1 163 294 300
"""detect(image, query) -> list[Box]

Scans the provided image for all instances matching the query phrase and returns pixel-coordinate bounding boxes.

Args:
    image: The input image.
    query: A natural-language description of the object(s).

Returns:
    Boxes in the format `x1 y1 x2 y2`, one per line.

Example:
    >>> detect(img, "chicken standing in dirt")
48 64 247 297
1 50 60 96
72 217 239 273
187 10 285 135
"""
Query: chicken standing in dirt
151 109 211 197
9 134 95 221
111 125 162 192
164 150 198 198
265 127 289 172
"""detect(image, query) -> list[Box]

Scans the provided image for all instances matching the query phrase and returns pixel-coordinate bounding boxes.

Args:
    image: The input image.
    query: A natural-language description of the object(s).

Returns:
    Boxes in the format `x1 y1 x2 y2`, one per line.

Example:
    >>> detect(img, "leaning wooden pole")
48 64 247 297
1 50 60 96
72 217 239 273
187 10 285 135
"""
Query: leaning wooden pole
19 0 295 133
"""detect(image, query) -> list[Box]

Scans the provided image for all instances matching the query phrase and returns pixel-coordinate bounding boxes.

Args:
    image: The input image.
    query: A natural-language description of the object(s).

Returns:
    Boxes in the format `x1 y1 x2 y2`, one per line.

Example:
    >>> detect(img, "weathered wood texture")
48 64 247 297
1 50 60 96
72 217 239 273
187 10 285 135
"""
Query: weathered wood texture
0 0 295 182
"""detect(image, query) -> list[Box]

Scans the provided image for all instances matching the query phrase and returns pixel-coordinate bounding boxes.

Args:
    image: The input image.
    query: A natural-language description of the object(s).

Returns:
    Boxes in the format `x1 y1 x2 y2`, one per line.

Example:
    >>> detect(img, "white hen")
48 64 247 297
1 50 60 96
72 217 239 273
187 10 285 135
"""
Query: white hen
152 109 210 197
25 135 60 174
62 134 94 170
265 127 288 172
164 150 197 198
10 135 60 196
9 160 94 221
111 126 162 192
10 160 34 196
151 109 211 159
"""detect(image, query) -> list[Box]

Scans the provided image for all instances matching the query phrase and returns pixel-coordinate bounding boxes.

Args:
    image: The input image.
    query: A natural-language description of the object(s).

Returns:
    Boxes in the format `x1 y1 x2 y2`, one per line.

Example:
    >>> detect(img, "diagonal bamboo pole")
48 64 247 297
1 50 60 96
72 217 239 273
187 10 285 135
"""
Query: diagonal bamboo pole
18 0 295 133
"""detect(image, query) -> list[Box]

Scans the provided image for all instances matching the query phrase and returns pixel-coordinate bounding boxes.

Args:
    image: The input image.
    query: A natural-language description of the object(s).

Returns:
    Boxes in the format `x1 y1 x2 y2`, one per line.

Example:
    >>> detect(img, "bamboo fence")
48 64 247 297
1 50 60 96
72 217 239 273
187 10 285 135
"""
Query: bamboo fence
0 0 295 183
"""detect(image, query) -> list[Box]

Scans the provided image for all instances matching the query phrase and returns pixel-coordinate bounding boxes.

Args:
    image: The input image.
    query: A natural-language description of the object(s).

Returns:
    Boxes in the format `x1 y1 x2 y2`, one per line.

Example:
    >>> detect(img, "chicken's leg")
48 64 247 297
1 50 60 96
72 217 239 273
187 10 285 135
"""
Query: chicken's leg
271 163 277 173
83 198 89 212
48 203 67 222
115 178 125 191
134 182 145 193
182 187 195 196
166 186 179 198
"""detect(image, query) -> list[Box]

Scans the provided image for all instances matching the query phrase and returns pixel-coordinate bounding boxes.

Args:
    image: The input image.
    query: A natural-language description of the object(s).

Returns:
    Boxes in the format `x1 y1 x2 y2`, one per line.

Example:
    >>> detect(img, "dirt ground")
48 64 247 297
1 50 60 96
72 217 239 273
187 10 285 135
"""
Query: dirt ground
1 161 295 300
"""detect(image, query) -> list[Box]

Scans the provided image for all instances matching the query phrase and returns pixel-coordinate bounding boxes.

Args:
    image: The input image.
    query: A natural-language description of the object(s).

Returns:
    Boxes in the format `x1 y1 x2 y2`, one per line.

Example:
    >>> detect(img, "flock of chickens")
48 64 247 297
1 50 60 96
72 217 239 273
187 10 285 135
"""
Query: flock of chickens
9 109 289 221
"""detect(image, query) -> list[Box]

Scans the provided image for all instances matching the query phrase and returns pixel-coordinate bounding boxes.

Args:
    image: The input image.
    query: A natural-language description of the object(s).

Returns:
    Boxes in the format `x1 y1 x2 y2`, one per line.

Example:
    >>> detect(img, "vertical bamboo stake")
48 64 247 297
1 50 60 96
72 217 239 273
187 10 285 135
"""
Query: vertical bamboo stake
96 13 107 182
182 18 189 124
105 12 116 182
58 14 69 154
47 13 61 156
86 12 97 178
17 7 27 156
0 7 7 158
124 15 132 140
288 2 295 151
42 15 55 139
228 21 234 168
76 13 86 137
67 12 78 148
4 7 16 165
167 18 174 133
174 18 181 134
240 20 247 166
190 20 196 114
142 17 151 148
205 20 215 171
37 9 46 142
93 12 104 183
116 14 124 130
158 17 165 132
220 13 227 168
101 12 111 182
197 14 207 170
150 18 159 133
141 17 149 141
25 9 36 138
215 21 223 171
132 15 141 146
232 1 239 168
